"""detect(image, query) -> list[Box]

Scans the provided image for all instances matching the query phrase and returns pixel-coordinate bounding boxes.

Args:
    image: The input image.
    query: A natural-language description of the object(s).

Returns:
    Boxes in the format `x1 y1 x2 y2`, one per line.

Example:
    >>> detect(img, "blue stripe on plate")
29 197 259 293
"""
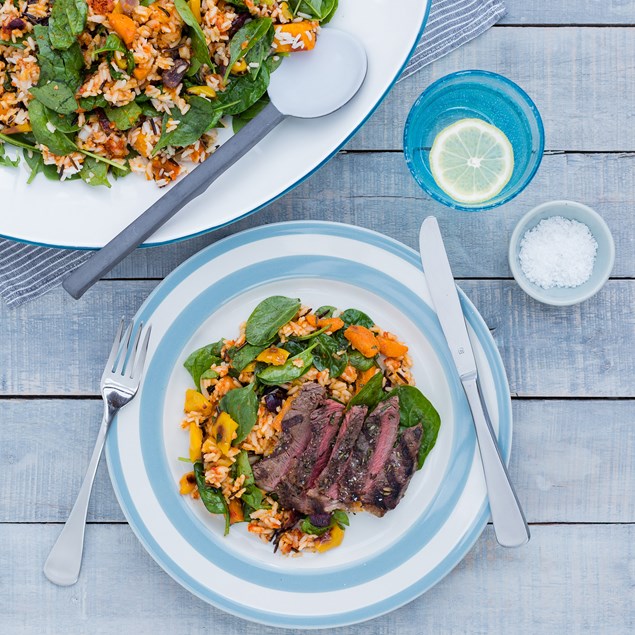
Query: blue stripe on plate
105 221 512 628
138 255 475 591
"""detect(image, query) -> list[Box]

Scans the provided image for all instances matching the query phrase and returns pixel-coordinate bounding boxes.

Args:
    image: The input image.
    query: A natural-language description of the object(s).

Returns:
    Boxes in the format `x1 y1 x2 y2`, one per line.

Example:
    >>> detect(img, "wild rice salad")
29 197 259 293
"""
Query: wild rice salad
0 0 337 186
179 296 441 556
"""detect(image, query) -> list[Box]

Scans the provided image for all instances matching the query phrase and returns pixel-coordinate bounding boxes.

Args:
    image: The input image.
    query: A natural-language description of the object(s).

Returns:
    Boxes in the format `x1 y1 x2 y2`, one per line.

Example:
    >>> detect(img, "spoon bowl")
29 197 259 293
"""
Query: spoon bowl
268 29 368 118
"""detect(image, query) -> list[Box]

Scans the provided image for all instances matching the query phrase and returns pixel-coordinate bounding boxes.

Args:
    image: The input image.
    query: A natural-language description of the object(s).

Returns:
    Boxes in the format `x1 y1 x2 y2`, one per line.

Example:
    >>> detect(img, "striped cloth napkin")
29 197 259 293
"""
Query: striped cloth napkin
0 0 506 307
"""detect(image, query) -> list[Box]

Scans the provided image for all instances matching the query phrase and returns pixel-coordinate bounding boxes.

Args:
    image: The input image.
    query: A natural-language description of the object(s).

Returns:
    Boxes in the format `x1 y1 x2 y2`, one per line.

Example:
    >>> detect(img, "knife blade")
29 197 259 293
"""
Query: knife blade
418 220 477 380
419 216 530 548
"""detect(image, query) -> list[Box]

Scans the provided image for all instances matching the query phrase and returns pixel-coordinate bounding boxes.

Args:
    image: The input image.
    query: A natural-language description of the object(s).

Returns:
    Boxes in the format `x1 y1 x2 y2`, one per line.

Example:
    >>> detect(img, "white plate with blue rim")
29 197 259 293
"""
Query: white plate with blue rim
106 221 512 629
0 1 430 249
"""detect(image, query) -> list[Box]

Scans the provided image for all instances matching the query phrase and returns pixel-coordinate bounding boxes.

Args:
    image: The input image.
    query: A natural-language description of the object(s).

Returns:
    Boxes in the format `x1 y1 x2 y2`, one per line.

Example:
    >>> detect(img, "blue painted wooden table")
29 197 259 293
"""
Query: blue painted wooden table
2 2 634 632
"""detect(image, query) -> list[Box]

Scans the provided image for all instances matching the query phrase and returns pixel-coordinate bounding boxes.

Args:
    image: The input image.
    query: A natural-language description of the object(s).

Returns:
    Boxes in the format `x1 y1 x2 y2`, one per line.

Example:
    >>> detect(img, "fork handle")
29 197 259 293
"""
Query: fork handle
43 403 115 586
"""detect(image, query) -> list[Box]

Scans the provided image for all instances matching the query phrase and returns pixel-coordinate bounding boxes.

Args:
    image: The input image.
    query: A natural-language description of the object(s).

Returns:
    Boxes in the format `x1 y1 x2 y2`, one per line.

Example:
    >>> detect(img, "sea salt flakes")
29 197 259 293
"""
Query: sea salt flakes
518 216 598 289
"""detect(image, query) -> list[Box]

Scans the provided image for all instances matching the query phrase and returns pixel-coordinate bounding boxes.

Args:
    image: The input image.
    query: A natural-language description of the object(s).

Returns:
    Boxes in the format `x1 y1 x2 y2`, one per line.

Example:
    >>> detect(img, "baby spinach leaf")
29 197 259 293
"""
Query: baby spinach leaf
0 132 36 151
293 0 337 21
0 38 26 49
257 342 317 386
33 25 84 91
387 385 441 469
244 20 274 68
28 99 78 156
347 371 383 412
79 156 111 187
93 33 127 56
225 18 272 81
219 383 259 443
348 349 377 372
281 340 307 357
49 0 88 51
93 33 135 76
266 51 284 74
136 95 160 118
77 95 108 111
0 144 19 168
105 101 142 130
291 0 321 17
331 509 349 528
152 95 222 155
174 0 214 70
22 149 60 183
111 160 131 179
214 62 270 116
340 308 374 329
245 296 301 346
321 0 338 23
208 340 226 357
193 461 230 535
235 450 255 486
232 95 269 133
235 450 264 510
313 333 347 378
183 341 223 387
295 325 330 342
93 33 135 79
48 111 80 133
228 343 268 372
30 81 78 115
300 517 330 536
315 305 336 318
242 485 264 511
300 510 348 536
200 368 219 381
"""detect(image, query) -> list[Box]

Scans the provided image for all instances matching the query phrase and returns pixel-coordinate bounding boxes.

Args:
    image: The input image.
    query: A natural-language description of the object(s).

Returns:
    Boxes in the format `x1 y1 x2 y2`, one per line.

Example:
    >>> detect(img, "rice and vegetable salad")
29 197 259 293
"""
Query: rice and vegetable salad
179 296 441 556
0 0 337 186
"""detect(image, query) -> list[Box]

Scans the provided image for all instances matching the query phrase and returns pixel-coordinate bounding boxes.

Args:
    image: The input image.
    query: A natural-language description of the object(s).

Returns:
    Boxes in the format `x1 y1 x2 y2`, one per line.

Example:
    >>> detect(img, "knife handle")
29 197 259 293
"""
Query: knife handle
462 376 530 548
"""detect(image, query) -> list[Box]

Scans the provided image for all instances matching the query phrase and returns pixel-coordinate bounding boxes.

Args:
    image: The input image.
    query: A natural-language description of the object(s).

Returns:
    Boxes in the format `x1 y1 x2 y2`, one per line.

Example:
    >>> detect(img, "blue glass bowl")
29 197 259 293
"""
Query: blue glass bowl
403 70 545 211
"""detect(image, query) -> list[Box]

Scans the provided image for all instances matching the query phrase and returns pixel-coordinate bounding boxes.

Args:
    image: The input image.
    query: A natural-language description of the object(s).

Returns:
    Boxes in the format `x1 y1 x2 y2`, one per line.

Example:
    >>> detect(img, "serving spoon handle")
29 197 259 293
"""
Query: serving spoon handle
62 101 285 300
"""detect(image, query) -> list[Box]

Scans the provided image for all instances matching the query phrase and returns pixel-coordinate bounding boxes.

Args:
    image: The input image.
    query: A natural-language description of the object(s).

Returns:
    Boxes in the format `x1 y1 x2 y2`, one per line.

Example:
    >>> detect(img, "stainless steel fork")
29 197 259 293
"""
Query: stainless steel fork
43 318 151 586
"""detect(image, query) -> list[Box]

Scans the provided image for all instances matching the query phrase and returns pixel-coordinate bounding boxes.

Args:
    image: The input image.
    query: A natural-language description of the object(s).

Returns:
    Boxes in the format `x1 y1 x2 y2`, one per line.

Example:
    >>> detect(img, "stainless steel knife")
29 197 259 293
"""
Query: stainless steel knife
419 216 530 548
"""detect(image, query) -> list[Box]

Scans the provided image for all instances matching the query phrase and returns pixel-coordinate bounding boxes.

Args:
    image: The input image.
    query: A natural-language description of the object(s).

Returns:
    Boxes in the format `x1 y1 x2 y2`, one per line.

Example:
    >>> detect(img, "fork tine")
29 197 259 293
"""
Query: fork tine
104 317 125 375
115 320 134 374
131 325 151 380
126 322 144 378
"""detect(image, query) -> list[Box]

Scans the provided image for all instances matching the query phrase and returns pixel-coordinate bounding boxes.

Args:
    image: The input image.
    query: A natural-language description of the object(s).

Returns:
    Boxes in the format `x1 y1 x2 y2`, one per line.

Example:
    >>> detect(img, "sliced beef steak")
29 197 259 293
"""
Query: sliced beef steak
313 405 368 496
338 397 400 502
252 383 326 492
274 400 344 513
362 424 422 516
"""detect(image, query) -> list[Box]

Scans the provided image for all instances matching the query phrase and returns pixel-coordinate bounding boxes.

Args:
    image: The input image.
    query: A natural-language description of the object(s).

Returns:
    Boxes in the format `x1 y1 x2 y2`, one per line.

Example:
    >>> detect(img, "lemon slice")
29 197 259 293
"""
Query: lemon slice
429 118 514 205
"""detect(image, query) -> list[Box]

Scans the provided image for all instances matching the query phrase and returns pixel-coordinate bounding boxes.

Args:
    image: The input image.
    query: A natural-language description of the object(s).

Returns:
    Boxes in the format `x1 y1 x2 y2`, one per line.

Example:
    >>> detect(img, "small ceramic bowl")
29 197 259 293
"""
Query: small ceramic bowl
508 200 615 306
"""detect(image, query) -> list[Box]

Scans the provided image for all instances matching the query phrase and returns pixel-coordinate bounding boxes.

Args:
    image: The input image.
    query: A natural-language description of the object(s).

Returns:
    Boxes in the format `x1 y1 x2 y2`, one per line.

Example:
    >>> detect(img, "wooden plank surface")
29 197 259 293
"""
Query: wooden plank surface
106 152 635 280
4 6 635 633
1 399 632 524
1 524 632 633
349 27 635 152
2 280 632 398
502 0 635 24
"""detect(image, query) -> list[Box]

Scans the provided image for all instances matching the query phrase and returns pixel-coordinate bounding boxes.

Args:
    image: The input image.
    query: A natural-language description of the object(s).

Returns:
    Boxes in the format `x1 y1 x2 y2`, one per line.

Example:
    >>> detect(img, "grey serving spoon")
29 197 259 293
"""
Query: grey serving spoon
63 29 367 299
